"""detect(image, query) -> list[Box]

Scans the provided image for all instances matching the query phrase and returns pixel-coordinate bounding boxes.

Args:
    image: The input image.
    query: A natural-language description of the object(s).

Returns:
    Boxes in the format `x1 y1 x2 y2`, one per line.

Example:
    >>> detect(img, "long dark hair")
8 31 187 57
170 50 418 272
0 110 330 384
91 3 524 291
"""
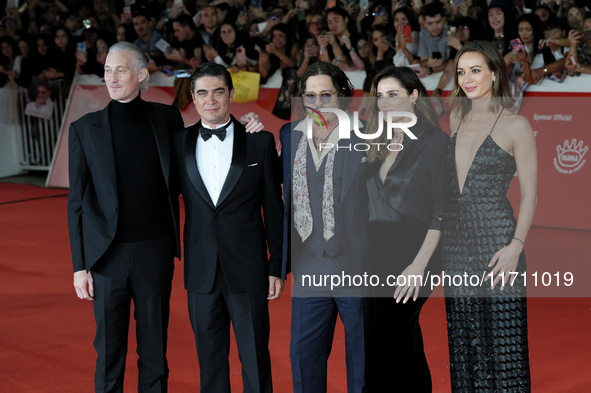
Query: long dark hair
392 6 420 32
450 40 514 120
366 66 439 163
271 23 294 55
485 4 515 54
515 13 544 57
0 35 19 64
297 62 353 116
215 22 239 64
367 25 391 66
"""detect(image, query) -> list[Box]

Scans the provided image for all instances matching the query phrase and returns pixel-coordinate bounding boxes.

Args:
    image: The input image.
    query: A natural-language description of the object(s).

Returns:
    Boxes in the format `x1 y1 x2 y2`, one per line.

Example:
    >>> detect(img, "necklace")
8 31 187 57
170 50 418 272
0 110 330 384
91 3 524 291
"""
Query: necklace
313 134 330 150
393 132 404 144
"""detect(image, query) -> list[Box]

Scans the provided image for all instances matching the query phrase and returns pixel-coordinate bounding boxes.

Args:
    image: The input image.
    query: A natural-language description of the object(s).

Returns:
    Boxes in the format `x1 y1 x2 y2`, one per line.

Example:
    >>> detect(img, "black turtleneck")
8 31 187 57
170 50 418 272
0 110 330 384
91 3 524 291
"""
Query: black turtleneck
109 94 172 242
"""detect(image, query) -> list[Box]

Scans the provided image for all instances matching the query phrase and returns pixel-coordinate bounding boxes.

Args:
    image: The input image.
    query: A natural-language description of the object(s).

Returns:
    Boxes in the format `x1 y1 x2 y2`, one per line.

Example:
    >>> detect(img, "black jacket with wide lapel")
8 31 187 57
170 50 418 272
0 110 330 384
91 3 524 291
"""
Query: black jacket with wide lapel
67 100 182 273
178 116 283 293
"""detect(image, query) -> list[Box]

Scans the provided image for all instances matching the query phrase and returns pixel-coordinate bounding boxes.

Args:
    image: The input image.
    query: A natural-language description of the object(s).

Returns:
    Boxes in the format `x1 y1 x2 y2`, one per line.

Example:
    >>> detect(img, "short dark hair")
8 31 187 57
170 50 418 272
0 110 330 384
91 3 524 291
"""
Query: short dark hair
190 61 233 92
326 5 350 20
174 14 197 31
421 2 444 18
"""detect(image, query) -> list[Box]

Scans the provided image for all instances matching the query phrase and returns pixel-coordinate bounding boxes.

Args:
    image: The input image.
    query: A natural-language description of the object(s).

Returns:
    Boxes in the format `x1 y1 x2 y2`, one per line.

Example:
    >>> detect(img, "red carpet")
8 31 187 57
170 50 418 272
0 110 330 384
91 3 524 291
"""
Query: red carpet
0 184 590 392
0 183 67 204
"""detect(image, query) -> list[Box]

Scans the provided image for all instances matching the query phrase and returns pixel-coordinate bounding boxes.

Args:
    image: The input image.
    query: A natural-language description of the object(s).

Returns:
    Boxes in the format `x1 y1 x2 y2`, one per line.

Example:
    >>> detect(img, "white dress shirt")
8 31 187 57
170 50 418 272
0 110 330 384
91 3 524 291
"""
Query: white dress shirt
196 120 234 206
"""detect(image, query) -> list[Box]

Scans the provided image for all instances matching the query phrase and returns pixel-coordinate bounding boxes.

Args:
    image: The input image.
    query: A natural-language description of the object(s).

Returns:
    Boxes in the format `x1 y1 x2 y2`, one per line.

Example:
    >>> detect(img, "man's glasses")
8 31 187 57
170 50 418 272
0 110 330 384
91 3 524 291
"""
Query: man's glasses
308 21 324 28
304 91 337 104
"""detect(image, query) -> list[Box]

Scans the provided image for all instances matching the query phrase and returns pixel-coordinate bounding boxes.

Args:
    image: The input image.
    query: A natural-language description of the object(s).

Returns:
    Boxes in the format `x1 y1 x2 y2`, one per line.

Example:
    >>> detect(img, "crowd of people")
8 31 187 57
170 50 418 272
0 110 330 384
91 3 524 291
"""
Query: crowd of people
1 0 590 100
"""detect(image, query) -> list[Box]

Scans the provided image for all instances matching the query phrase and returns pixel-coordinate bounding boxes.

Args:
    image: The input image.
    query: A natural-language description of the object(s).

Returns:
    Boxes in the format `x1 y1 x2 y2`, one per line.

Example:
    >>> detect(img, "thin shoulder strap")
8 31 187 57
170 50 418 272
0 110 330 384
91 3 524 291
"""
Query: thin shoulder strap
454 118 462 137
489 107 505 136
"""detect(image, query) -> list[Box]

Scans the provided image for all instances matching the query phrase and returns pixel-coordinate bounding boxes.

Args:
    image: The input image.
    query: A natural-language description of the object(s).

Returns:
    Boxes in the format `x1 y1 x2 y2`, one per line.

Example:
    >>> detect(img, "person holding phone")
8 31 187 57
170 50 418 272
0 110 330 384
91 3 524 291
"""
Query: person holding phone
297 10 326 77
505 14 566 85
132 12 165 65
485 0 514 56
362 25 396 92
198 5 220 46
166 15 204 69
564 14 591 76
430 17 485 114
204 22 260 72
392 6 421 67
319 6 364 71
259 23 298 83
418 3 451 77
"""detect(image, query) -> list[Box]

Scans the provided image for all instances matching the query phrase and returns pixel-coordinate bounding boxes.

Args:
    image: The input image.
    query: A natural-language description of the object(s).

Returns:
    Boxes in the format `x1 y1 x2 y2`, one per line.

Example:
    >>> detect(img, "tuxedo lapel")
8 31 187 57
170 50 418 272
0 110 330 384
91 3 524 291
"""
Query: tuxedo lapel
184 122 215 209
145 104 170 186
91 106 117 196
216 117 245 209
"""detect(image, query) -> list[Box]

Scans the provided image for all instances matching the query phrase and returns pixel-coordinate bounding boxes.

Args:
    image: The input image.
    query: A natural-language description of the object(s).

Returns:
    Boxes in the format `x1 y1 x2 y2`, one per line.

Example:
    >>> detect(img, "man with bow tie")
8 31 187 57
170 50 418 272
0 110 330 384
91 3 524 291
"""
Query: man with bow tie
173 62 284 393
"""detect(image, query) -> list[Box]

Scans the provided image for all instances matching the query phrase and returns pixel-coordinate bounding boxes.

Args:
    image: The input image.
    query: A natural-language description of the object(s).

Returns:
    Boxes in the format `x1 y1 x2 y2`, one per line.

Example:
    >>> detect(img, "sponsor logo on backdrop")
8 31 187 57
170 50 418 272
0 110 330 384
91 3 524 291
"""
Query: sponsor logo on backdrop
533 114 573 121
554 139 588 174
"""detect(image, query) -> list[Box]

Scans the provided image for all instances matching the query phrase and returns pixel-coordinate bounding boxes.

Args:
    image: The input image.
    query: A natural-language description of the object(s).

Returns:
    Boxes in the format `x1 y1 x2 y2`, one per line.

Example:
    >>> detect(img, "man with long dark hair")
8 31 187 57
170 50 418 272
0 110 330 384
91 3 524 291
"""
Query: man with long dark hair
280 62 370 393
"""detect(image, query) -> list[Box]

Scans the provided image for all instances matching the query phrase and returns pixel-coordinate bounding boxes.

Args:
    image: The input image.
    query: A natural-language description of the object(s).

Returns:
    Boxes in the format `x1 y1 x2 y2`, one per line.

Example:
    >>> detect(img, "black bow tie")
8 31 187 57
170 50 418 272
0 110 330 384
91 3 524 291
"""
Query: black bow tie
201 123 229 141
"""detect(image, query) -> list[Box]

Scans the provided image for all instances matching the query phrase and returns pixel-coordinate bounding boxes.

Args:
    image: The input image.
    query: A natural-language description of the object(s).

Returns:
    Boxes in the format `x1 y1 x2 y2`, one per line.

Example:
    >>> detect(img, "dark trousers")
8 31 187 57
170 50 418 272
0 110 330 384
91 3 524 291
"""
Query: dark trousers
187 265 272 393
91 236 174 393
365 296 432 392
290 296 369 393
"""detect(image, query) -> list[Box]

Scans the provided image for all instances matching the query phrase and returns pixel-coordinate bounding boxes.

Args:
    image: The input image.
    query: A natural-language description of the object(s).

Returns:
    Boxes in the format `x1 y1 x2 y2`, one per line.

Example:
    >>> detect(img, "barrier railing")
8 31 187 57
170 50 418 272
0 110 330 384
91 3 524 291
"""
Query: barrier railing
18 80 67 170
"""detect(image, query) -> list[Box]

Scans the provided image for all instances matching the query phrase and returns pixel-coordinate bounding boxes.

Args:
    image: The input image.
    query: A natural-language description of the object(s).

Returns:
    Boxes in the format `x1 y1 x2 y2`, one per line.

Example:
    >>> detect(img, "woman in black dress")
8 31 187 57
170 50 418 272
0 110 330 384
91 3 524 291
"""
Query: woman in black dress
364 66 449 392
443 40 537 392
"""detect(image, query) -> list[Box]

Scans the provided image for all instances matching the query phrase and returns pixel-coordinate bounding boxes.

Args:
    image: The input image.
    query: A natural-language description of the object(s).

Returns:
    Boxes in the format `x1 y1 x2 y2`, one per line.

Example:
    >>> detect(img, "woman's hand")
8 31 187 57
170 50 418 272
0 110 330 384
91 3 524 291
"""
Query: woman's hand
447 33 462 51
504 50 517 65
203 45 218 62
304 43 319 59
325 32 338 47
376 37 389 57
565 54 579 73
568 29 581 47
75 50 87 64
394 262 425 303
487 241 523 289
283 8 298 23
266 43 279 56
515 50 529 65
395 28 408 50
249 6 267 20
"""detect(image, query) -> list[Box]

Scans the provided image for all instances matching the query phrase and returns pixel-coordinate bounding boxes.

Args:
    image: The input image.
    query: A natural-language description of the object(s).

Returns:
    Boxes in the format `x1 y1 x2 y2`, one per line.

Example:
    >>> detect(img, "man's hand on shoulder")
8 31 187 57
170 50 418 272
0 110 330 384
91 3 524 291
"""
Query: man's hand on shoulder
239 112 264 133
74 270 94 301
267 276 285 300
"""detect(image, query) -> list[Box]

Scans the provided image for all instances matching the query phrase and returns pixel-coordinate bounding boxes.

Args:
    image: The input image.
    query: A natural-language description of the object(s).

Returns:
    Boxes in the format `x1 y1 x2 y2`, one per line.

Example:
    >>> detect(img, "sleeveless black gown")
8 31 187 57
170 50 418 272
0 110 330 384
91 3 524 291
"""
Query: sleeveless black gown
441 113 532 392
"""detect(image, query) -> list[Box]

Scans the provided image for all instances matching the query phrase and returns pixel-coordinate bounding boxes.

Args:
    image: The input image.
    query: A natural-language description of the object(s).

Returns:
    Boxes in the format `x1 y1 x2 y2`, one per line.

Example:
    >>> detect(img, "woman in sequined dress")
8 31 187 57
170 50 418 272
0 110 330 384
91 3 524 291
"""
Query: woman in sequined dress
442 40 537 392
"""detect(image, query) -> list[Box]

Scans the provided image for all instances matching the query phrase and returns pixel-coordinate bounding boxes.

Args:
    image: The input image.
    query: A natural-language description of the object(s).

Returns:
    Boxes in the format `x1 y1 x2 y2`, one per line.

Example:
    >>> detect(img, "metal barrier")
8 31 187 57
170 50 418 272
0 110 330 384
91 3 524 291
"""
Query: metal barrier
18 80 67 170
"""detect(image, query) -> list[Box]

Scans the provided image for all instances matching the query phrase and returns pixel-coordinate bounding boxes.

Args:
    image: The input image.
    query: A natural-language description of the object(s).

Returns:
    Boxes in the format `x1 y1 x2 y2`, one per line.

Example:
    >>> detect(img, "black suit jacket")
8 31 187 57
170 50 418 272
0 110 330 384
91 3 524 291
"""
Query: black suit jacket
67 100 183 273
174 117 284 294
279 120 369 276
